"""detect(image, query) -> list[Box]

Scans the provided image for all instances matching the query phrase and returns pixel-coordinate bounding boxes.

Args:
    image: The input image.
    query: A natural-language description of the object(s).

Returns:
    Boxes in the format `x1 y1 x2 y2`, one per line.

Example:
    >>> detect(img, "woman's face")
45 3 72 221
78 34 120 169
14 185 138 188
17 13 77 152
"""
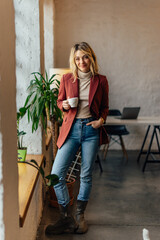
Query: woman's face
75 50 91 73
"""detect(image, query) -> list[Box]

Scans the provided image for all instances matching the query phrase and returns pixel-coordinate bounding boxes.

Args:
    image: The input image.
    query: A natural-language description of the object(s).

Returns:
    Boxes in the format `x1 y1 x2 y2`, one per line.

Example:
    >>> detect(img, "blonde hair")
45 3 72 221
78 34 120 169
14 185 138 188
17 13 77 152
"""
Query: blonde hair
69 42 99 80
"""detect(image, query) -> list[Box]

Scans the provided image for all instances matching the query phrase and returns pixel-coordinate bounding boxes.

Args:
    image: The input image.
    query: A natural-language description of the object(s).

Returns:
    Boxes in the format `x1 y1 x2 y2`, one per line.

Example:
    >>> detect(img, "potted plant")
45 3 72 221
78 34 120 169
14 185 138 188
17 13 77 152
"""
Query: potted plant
23 71 62 159
17 107 28 161
17 130 27 161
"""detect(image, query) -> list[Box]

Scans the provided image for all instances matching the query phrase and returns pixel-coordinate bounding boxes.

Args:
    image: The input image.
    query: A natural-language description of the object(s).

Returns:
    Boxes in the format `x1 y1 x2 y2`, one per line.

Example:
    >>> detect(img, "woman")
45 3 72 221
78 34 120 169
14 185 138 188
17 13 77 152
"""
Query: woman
45 42 109 235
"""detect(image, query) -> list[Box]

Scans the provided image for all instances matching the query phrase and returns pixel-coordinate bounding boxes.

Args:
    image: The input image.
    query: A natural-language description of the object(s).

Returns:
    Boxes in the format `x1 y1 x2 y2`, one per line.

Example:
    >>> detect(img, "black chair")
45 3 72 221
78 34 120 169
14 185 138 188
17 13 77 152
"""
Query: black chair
103 109 129 161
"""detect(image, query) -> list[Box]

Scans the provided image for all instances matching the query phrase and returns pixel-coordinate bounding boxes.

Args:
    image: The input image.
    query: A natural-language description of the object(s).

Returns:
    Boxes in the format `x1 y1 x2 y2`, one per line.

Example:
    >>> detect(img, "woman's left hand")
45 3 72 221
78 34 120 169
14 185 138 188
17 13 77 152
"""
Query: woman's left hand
86 118 103 129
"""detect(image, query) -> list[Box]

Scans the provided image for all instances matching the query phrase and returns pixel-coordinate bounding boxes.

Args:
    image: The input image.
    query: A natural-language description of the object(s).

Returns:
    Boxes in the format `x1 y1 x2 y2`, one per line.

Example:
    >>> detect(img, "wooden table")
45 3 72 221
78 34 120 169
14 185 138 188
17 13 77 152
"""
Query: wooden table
104 117 160 172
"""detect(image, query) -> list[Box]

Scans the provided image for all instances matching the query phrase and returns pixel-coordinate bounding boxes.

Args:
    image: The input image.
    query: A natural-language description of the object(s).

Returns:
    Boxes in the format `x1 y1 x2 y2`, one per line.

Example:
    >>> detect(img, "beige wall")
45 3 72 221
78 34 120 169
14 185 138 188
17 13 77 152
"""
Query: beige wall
54 0 160 149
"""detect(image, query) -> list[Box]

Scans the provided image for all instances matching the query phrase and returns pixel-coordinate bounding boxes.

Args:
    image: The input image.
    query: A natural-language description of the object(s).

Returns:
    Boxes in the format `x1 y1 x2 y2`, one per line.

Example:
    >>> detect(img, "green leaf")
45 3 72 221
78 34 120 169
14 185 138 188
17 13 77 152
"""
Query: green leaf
49 74 58 83
45 71 48 82
31 72 45 82
30 159 39 167
24 93 33 107
27 109 30 122
17 130 26 137
38 97 45 118
48 79 55 85
19 107 26 116
45 174 59 186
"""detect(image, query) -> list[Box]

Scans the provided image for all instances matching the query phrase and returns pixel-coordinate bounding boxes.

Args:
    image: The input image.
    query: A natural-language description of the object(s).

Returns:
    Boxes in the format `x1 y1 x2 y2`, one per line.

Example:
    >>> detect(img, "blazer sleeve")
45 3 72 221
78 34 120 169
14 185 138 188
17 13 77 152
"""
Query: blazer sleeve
57 75 66 111
99 77 109 121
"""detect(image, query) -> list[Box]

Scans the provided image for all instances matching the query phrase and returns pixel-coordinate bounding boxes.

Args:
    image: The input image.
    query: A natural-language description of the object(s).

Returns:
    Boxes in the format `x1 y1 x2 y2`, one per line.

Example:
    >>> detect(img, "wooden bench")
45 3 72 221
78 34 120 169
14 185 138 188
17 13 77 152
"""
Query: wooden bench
18 154 45 227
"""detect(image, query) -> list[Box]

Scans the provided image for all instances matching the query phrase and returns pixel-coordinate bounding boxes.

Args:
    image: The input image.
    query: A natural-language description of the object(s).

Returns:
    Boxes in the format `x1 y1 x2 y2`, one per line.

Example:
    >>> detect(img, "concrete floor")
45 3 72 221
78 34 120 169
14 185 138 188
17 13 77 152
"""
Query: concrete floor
36 150 160 240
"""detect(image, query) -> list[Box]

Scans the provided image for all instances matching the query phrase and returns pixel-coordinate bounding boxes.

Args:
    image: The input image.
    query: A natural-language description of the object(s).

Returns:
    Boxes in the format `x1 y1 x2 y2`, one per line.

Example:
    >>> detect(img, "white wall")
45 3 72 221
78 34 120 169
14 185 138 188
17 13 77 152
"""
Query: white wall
44 0 55 73
54 0 160 149
14 0 42 154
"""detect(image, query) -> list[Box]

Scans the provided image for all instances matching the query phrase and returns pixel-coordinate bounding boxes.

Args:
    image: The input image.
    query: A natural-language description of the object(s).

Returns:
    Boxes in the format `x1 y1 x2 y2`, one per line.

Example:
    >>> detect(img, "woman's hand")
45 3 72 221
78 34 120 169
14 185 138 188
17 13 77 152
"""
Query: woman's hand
62 99 71 110
86 118 104 129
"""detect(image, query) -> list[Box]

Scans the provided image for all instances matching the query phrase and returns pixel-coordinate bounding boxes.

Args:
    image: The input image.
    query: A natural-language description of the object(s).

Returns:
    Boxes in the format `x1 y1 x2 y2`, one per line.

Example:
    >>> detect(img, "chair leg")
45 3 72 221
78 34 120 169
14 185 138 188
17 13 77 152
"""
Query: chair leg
102 135 111 160
103 143 109 160
100 144 106 155
119 136 128 162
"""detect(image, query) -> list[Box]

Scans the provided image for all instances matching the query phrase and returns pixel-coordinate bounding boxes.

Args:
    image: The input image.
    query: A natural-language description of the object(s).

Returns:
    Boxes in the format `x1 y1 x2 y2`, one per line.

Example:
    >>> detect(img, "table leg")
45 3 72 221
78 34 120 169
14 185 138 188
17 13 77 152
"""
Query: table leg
142 126 156 172
155 126 160 152
137 125 151 163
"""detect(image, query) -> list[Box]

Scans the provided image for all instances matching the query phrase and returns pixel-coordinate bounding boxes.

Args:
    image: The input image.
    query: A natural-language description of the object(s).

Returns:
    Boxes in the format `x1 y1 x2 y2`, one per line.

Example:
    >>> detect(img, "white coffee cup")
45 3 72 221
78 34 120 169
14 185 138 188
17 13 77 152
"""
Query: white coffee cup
68 97 78 108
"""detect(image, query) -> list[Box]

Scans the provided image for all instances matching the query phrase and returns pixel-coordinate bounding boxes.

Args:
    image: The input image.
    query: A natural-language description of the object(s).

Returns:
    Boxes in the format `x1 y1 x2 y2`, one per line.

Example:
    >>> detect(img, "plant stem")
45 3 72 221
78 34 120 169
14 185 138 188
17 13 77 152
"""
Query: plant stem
50 116 58 159
45 103 50 122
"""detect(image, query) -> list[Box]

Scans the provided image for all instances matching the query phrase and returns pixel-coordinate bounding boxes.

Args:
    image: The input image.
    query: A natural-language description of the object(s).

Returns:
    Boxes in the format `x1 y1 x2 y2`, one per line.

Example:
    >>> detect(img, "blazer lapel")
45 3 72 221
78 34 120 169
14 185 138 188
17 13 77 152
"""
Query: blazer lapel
70 77 79 98
89 75 99 107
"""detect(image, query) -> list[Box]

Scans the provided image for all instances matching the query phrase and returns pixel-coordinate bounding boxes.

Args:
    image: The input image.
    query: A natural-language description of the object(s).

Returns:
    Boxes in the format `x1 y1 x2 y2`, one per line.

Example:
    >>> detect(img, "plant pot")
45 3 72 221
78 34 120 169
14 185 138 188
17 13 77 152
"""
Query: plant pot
18 148 27 162
49 177 76 207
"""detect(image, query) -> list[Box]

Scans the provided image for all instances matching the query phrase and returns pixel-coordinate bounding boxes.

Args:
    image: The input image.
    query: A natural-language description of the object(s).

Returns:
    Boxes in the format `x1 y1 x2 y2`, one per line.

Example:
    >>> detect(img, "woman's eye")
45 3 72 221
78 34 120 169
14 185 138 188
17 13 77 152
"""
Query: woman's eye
75 58 79 61
84 55 89 59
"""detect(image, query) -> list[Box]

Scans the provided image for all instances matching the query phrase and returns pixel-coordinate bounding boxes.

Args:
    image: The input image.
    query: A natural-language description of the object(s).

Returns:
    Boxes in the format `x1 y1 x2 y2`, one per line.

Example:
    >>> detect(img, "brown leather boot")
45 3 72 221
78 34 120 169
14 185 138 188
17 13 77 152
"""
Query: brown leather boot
75 200 88 234
45 204 78 235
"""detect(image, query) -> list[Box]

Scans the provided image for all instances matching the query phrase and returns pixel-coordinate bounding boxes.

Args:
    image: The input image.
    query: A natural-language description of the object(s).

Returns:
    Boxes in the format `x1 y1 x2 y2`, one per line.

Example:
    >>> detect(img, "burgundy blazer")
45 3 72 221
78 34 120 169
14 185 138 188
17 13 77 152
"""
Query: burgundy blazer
57 73 109 148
